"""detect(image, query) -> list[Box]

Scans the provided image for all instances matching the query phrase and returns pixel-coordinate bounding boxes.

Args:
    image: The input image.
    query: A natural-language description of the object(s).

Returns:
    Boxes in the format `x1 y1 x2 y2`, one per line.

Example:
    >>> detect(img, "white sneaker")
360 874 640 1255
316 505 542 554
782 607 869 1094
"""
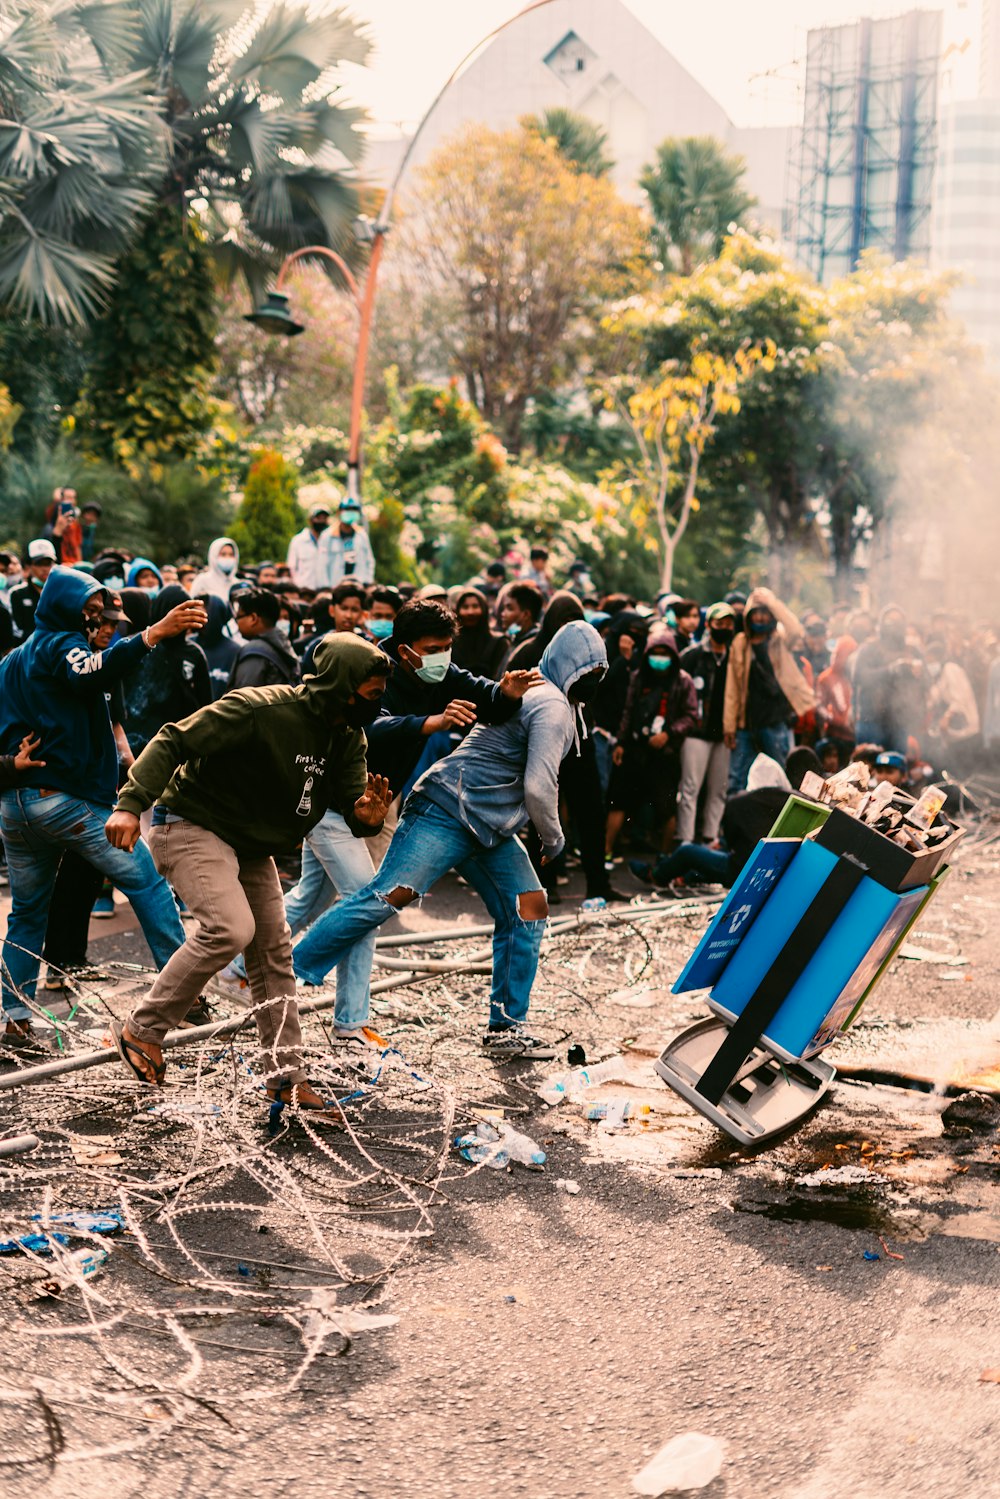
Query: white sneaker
330 1025 387 1057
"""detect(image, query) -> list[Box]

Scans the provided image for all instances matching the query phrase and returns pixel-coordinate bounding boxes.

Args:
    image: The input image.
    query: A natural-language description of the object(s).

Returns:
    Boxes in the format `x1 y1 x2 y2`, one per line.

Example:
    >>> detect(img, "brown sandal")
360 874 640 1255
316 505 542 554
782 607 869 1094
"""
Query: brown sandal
110 1020 165 1086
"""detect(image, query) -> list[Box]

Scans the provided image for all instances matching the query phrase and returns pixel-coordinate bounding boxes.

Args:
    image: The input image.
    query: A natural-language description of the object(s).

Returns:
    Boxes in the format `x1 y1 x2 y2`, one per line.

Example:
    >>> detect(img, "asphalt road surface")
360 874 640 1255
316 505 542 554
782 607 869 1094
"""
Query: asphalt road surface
2 834 999 1499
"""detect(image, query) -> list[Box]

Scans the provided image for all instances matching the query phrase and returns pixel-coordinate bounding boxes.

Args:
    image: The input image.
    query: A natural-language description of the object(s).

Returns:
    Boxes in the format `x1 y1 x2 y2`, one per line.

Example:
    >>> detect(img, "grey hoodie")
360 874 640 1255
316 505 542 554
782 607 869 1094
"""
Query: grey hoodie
415 620 607 859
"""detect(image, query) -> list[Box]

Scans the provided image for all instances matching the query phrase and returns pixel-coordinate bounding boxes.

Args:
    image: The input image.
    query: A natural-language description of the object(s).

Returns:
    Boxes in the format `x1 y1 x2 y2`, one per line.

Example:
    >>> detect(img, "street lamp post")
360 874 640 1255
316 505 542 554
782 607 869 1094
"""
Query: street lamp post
245 1 560 505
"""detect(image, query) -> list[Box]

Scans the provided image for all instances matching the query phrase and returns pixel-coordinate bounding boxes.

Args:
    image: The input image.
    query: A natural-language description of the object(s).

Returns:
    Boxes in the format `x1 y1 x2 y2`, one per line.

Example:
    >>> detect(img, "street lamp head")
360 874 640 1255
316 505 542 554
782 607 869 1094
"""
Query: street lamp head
243 290 305 337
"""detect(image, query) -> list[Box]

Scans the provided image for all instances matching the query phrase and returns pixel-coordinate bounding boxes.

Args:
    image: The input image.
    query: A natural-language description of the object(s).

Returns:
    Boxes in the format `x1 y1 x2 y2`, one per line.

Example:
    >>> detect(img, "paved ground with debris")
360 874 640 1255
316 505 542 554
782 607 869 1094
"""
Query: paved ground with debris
2 833 999 1499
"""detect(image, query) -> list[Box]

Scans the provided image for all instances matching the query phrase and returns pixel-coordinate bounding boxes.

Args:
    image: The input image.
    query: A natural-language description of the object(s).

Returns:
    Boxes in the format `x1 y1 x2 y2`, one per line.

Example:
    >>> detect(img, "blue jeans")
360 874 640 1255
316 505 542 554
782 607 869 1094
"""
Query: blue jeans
0 789 185 1020
653 842 731 887
728 724 793 793
232 810 376 1029
293 794 546 1030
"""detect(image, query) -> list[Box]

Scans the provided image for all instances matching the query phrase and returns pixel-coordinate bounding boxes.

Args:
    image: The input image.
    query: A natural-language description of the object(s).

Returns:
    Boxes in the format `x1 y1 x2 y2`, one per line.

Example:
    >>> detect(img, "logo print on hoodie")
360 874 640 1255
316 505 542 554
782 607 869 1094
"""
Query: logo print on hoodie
295 774 314 817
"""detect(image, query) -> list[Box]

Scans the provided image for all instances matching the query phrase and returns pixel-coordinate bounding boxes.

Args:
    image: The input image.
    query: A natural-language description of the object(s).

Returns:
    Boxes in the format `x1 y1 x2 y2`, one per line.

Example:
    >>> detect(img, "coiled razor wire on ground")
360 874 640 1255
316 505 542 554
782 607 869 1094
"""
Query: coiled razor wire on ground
0 894 721 1468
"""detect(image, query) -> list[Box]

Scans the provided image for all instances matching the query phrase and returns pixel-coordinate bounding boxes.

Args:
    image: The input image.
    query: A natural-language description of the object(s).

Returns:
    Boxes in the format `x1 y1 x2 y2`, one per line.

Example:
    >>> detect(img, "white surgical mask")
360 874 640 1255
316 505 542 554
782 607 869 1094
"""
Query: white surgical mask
275 618 291 638
414 649 452 684
217 556 236 574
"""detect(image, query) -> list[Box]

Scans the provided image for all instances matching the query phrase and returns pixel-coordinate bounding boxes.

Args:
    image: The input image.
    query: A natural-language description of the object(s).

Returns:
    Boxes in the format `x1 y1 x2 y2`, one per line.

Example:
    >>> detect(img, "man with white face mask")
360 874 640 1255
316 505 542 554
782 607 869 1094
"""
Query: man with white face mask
190 537 241 601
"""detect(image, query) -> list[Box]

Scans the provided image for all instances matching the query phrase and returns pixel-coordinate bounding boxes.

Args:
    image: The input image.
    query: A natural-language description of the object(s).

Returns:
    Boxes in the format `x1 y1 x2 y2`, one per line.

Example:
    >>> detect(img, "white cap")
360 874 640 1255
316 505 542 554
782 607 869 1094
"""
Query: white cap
27 539 57 562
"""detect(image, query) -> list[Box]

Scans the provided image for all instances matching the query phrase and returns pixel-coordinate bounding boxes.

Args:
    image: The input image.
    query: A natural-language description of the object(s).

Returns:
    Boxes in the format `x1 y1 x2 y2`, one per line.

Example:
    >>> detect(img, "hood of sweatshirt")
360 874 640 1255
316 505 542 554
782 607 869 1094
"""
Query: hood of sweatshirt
539 619 607 696
34 566 104 633
196 592 233 647
126 557 163 588
119 587 152 636
642 623 680 666
303 633 392 716
742 587 777 638
207 536 240 577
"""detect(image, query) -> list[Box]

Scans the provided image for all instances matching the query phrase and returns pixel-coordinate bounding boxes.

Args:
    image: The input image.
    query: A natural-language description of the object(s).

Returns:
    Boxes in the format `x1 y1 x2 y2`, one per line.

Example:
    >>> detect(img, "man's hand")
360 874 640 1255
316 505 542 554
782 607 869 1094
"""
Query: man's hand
354 774 393 827
148 599 208 644
105 809 141 851
724 732 737 750
612 744 625 766
649 732 668 751
500 669 544 701
13 734 45 772
425 700 478 735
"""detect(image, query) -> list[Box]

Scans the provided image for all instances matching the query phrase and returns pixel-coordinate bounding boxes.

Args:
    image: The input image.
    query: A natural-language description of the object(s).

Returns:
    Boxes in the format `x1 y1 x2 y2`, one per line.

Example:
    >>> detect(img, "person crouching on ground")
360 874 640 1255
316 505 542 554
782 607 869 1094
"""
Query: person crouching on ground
104 635 394 1113
290 620 609 1060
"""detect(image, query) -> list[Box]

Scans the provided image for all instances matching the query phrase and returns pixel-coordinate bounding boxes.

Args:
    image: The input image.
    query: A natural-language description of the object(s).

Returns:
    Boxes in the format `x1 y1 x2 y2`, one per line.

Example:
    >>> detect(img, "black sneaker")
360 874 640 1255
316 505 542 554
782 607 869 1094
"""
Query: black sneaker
482 1027 557 1061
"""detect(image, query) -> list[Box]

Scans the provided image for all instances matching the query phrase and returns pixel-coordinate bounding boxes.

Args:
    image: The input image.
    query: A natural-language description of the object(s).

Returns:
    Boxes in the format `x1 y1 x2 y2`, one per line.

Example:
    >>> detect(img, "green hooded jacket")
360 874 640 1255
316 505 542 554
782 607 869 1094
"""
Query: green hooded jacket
115 635 390 858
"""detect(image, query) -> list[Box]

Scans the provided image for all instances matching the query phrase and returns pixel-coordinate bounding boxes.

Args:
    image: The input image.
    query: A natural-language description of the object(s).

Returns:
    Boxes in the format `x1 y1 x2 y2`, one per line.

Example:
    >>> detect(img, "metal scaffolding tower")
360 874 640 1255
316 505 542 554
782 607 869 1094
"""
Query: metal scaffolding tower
788 9 942 282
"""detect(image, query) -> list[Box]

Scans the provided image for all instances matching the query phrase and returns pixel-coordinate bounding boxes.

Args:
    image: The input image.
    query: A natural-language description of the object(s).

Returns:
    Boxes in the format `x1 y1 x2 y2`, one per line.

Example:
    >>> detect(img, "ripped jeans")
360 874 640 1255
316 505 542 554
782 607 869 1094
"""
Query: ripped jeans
292 793 547 1031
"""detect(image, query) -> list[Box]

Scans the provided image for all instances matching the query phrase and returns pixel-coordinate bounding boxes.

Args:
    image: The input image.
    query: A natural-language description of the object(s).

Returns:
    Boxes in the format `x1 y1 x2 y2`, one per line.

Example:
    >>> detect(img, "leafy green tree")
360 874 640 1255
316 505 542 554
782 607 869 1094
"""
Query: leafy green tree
520 107 614 177
77 0 371 460
231 449 300 563
0 0 164 323
0 320 87 453
640 137 756 275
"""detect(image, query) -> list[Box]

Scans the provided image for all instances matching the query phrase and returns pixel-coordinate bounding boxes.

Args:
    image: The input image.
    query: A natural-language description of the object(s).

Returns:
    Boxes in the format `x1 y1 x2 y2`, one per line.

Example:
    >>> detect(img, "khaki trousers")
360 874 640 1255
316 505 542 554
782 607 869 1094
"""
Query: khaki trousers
129 820 305 1084
366 794 400 868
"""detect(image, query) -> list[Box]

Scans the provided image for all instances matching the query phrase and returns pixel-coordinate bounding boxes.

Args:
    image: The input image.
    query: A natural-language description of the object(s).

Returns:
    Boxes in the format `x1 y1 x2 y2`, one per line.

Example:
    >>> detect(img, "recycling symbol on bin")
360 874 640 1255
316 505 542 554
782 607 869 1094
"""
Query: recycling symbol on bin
727 903 753 935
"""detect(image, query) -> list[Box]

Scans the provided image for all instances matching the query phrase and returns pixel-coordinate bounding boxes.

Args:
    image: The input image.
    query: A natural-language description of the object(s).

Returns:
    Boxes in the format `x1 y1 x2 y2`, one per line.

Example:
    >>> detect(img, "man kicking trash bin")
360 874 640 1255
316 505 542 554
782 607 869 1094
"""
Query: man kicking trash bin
290 620 609 1059
104 635 393 1114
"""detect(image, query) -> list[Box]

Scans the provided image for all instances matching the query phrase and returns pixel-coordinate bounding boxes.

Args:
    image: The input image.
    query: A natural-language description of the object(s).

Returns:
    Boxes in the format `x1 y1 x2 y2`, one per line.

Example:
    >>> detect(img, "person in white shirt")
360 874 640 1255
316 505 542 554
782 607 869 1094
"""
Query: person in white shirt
318 501 375 588
286 502 330 590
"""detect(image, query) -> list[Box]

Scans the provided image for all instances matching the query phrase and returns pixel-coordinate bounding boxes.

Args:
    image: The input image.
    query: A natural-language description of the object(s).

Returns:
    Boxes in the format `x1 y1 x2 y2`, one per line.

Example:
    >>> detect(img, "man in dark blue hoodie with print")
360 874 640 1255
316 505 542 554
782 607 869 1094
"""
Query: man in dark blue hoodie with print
0 567 204 1040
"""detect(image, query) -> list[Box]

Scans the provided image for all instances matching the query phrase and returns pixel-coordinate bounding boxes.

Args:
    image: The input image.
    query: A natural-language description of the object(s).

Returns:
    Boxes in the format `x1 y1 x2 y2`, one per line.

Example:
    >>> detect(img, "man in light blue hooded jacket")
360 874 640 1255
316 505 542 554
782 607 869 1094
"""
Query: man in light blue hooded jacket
293 620 609 1058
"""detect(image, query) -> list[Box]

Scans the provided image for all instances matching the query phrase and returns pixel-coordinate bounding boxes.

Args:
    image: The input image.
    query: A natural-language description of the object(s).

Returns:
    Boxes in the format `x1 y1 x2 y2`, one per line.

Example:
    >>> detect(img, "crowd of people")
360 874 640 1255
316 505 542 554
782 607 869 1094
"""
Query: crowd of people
1 487 997 1109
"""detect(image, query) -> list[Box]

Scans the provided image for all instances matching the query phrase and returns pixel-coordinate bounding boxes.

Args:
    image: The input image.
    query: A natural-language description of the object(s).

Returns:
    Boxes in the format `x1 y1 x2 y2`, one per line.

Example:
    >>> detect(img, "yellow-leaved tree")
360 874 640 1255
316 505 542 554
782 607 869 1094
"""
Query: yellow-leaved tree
600 340 773 591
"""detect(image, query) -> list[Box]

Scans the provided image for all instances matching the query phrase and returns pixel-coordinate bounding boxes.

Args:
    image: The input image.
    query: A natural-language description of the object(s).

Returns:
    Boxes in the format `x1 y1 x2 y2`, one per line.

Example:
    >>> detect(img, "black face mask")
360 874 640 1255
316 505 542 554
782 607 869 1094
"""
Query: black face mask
343 695 382 728
709 627 733 646
751 618 777 636
569 673 603 705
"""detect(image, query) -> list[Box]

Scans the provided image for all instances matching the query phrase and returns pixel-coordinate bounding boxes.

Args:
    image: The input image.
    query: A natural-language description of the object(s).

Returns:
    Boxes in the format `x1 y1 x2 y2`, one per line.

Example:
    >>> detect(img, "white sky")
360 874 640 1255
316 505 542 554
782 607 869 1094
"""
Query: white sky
337 0 982 132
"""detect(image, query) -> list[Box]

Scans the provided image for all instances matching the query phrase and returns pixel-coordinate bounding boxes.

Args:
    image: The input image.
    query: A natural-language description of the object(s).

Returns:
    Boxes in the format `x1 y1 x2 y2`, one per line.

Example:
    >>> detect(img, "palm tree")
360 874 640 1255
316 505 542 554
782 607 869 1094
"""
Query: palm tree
521 107 615 177
76 0 372 461
0 0 165 324
640 136 756 275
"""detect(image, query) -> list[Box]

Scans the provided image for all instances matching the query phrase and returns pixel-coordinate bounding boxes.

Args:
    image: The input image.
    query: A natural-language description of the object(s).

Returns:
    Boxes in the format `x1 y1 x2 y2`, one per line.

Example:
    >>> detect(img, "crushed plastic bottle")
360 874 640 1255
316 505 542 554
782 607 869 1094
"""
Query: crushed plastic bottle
32 1209 123 1236
0 1231 70 1257
583 1100 653 1127
632 1433 724 1494
455 1121 546 1169
39 1245 110 1297
538 1055 627 1104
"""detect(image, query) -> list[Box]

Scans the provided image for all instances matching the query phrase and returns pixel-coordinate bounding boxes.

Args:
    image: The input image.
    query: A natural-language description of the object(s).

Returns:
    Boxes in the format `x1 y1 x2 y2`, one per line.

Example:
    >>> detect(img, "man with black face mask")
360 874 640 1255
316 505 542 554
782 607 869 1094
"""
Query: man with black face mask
103 635 393 1112
853 604 926 753
677 602 736 844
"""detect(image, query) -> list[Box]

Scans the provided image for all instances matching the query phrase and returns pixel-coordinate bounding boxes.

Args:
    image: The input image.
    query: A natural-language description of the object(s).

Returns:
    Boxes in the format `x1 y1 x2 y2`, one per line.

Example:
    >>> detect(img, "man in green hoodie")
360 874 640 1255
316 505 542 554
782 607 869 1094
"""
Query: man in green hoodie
104 635 393 1112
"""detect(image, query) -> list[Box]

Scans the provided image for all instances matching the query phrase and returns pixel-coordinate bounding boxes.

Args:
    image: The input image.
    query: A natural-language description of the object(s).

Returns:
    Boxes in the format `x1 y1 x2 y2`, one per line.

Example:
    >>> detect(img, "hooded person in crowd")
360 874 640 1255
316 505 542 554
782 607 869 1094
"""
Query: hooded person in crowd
677 601 736 846
589 608 649 793
605 625 699 861
191 537 240 601
451 587 507 679
195 593 240 699
723 586 815 792
0 568 203 1040
230 588 301 689
924 634 981 770
118 587 152 639
816 634 857 761
126 558 163 594
104 635 394 1110
853 604 926 752
122 585 213 756
291 621 608 1060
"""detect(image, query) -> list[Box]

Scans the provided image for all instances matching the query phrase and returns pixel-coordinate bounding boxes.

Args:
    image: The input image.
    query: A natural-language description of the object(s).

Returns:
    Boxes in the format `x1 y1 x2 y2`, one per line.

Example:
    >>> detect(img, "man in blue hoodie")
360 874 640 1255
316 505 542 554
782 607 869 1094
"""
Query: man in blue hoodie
291 620 609 1059
0 567 204 1037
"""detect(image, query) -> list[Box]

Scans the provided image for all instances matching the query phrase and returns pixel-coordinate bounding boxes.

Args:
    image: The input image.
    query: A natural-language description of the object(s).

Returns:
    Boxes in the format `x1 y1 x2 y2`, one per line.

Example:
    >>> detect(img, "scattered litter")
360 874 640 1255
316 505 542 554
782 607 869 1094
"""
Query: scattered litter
899 943 968 966
555 1178 581 1195
671 1168 723 1180
237 1263 251 1278
632 1432 724 1494
585 1099 651 1128
504 1294 517 1303
0 1134 40 1157
69 1135 124 1167
862 1250 881 1261
146 1100 222 1120
469 1106 506 1122
454 1121 546 1169
978 1369 1000 1384
567 1044 587 1066
878 1236 904 1261
31 1209 123 1236
0 1231 70 1256
815 1265 833 1272
38 1246 109 1297
538 1056 626 1104
795 1165 885 1188
300 1289 398 1345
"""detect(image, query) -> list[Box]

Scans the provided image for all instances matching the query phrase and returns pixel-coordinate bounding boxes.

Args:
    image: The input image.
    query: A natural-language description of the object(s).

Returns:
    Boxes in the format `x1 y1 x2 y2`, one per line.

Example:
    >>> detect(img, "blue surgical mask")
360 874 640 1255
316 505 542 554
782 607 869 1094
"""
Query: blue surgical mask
583 609 597 624
368 618 394 640
414 649 452 684
506 624 521 639
648 655 673 672
216 556 236 574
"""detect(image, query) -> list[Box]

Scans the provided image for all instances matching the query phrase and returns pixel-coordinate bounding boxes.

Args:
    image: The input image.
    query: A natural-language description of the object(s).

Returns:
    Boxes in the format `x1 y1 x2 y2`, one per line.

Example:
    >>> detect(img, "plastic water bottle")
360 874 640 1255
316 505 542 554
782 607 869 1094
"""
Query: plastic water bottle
456 1122 509 1168
581 897 607 912
498 1125 546 1167
580 1057 626 1086
583 1100 652 1125
538 1056 626 1104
